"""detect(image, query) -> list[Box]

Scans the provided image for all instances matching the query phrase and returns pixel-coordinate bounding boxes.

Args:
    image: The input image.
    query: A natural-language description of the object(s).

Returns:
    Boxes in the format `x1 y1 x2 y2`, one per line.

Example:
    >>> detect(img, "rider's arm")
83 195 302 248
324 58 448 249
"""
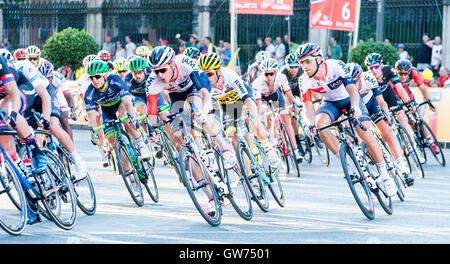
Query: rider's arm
145 75 162 126
34 82 52 121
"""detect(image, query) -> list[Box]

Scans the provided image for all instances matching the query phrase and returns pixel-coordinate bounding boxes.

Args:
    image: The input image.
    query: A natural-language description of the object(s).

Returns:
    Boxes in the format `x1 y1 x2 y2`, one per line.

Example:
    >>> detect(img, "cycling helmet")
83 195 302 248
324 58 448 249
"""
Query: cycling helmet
295 43 323 60
38 59 54 77
13 49 26 60
198 52 221 71
148 46 175 68
0 48 14 63
128 56 147 72
87 60 108 75
346 63 363 82
184 47 201 60
395 59 412 72
284 53 297 65
113 57 128 72
255 51 269 63
259 58 278 72
83 54 99 69
365 53 383 67
97 50 111 61
136 46 150 57
25 45 41 57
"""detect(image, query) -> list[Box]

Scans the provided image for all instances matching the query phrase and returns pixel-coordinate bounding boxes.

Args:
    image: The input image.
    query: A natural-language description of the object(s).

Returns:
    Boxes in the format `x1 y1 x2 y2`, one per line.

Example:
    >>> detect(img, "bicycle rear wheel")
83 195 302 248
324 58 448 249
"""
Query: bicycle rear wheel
115 141 144 207
279 123 300 178
397 123 424 178
418 120 446 167
0 159 27 235
257 143 285 207
299 132 312 164
236 141 269 212
161 131 184 185
178 147 222 226
140 158 159 203
340 143 375 220
379 140 406 202
39 148 78 230
60 150 97 216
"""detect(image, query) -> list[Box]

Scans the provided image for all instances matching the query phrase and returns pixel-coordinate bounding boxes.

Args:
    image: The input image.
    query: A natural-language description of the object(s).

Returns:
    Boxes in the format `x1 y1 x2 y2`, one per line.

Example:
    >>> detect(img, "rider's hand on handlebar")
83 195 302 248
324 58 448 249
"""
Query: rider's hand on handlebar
350 106 362 120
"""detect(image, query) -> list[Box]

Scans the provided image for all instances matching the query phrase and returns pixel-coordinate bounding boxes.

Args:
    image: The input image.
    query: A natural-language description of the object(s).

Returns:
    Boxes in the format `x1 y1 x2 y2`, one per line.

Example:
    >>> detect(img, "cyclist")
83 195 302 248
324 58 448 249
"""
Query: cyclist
13 48 26 61
25 45 41 67
145 46 237 215
365 53 424 163
246 50 270 88
252 57 303 163
297 43 396 197
395 59 440 155
0 54 47 225
280 52 307 158
184 47 201 61
14 53 88 181
113 57 129 80
97 50 114 72
197 52 278 165
38 58 77 140
347 62 414 186
85 60 152 169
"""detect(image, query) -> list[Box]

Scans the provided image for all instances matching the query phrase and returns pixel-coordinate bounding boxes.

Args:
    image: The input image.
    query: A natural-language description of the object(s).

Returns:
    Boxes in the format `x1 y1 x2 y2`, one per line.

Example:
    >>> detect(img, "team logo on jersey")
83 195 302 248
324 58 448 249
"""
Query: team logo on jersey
327 79 343 90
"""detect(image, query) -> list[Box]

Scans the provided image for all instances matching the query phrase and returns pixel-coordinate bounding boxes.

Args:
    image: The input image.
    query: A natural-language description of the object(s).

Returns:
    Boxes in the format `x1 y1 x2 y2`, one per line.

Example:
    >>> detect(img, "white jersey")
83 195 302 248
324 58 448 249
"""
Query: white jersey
52 71 71 108
298 59 353 102
252 72 291 100
146 55 202 95
78 73 90 96
211 68 250 104
13 60 50 89
358 72 380 104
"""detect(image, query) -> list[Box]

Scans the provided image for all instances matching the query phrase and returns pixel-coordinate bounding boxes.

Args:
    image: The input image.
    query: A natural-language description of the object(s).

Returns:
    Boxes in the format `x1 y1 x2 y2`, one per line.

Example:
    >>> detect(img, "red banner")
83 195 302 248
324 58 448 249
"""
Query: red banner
233 0 294 16
309 0 357 31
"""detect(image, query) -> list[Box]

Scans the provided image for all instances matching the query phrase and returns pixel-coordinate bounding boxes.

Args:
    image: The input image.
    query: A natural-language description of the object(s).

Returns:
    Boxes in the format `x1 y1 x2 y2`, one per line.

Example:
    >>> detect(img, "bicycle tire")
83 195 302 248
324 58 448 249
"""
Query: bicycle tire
59 150 97 216
178 146 222 226
214 147 253 221
280 123 301 178
339 143 375 220
300 132 313 164
397 123 425 178
418 120 446 167
140 158 159 203
161 131 184 185
257 143 285 207
361 143 393 215
0 159 27 235
379 139 406 202
114 141 145 207
236 141 270 212
314 136 330 167
39 148 78 230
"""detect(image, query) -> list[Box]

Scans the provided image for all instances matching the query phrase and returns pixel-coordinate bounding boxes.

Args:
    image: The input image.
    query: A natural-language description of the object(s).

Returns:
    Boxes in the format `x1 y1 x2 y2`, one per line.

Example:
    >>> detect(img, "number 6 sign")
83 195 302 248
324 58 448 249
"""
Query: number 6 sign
310 0 357 31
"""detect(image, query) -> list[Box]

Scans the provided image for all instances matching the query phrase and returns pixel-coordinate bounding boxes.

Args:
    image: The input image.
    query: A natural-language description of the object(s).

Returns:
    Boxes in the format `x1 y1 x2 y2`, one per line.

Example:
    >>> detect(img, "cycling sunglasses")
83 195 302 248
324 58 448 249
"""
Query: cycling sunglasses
118 70 127 74
154 67 169 75
206 71 217 78
89 74 104 80
298 58 315 64
28 57 39 61
398 71 409 76
369 65 380 71
264 72 275 77
289 65 299 69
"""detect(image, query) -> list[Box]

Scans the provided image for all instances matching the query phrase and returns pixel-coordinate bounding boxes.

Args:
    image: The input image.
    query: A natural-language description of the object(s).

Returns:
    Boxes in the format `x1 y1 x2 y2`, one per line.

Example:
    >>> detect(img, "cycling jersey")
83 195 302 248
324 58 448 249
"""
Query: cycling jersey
211 68 252 105
77 73 90 97
280 65 303 97
246 62 262 87
8 64 36 113
146 55 211 116
299 59 353 103
374 65 402 107
0 56 15 99
84 74 132 137
124 69 167 111
358 72 382 104
396 67 422 101
52 71 71 109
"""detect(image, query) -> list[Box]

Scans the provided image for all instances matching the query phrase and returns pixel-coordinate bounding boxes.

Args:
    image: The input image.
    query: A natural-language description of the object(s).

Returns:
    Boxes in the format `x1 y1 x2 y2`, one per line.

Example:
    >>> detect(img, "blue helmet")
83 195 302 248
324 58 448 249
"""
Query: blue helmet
365 53 383 67
296 43 323 60
148 46 175 67
346 63 362 81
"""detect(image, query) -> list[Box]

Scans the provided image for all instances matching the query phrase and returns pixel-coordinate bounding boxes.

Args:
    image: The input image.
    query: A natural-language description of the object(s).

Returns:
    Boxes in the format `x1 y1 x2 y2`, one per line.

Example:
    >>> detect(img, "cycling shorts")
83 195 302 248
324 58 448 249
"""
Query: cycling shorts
316 96 371 127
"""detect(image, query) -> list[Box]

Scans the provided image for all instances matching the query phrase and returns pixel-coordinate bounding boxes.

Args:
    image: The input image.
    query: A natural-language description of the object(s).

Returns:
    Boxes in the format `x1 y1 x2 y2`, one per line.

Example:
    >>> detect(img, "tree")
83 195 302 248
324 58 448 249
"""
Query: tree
42 27 99 73
349 39 399 71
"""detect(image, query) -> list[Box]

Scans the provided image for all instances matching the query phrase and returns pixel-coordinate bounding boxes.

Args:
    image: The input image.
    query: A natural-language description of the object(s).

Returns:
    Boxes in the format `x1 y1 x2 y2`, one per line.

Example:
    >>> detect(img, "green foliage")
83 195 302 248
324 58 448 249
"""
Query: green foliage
42 27 99 71
349 39 399 71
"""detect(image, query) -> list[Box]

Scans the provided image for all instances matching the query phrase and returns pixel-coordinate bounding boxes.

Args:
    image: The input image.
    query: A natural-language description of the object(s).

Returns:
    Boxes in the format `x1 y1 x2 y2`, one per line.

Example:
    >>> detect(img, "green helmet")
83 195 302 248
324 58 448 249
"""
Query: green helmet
87 60 108 75
128 56 147 71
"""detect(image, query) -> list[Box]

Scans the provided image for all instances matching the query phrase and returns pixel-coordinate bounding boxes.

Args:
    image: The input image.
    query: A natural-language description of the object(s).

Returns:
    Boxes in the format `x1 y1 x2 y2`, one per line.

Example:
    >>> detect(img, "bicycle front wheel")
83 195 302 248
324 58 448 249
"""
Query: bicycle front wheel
397 123 425 178
39 148 78 230
0 160 27 235
114 141 144 207
178 147 222 226
140 158 159 203
280 123 300 178
339 143 375 220
419 120 446 167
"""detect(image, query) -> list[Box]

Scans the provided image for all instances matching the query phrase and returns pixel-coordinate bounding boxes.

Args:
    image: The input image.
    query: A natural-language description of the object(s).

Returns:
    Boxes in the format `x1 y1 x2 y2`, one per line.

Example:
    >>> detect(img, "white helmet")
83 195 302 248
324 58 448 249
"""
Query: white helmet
25 45 41 57
259 58 278 72
83 54 99 69
255 51 269 63
0 48 14 63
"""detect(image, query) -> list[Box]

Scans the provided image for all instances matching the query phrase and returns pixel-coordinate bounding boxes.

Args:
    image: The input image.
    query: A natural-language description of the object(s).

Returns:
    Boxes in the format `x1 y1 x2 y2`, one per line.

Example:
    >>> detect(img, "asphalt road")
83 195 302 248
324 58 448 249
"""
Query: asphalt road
1 129 450 244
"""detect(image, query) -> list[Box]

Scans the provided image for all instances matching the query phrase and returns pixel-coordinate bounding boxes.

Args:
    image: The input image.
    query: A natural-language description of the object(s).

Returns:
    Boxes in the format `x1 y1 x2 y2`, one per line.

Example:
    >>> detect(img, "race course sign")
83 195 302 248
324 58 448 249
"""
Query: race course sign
309 0 357 31
233 0 294 16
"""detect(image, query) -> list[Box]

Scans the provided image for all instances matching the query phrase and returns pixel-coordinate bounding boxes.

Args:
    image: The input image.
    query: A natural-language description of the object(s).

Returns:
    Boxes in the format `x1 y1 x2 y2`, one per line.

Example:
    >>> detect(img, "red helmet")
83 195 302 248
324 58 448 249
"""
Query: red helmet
14 48 26 60
97 50 110 61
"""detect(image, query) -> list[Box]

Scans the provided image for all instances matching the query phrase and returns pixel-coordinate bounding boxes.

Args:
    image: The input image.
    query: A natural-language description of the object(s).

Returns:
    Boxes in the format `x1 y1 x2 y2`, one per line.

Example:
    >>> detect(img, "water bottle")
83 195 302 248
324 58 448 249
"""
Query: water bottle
11 153 25 174
22 158 35 184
